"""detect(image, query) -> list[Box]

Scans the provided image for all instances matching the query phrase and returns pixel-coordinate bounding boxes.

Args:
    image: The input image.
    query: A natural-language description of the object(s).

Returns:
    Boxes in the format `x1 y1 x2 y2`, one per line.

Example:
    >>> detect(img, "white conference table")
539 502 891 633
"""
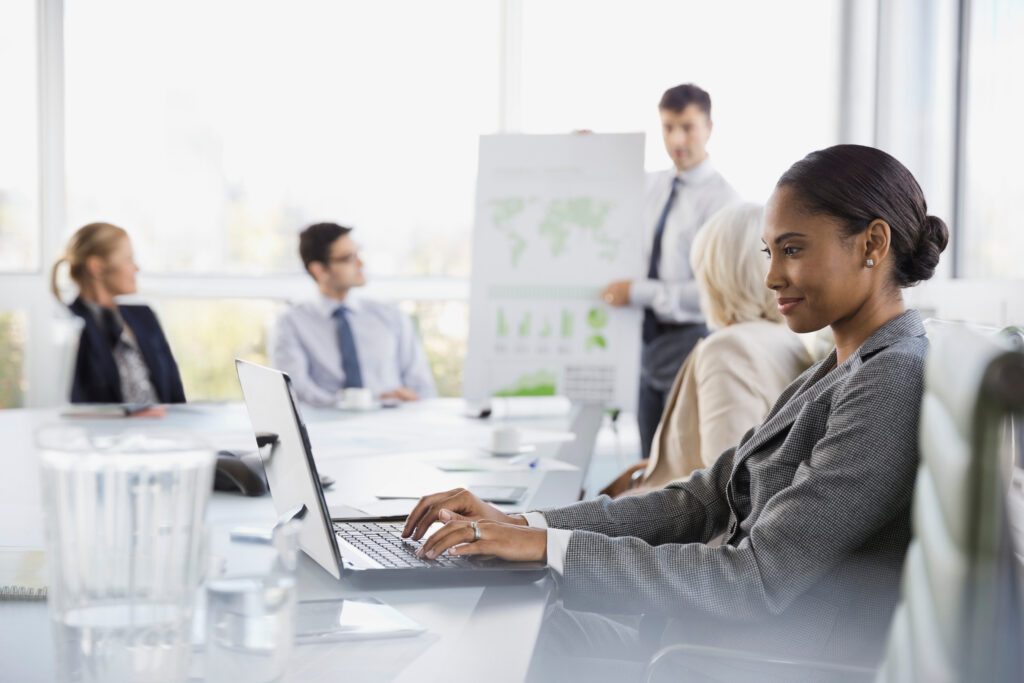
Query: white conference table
0 399 591 683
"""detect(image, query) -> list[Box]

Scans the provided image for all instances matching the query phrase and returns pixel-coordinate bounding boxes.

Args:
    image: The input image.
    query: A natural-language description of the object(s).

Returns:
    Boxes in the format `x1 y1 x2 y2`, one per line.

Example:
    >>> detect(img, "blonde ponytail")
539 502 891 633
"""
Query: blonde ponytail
51 256 69 303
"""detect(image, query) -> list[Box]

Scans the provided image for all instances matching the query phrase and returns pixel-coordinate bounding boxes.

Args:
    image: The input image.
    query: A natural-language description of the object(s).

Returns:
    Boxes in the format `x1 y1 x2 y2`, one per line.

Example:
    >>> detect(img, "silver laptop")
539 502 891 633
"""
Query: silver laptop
234 359 547 586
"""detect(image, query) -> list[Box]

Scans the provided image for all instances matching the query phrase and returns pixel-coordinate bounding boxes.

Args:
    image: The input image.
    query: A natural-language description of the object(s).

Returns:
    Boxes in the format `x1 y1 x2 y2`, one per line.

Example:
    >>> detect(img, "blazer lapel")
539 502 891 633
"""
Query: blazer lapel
731 309 926 464
734 355 858 461
69 297 122 401
120 307 152 362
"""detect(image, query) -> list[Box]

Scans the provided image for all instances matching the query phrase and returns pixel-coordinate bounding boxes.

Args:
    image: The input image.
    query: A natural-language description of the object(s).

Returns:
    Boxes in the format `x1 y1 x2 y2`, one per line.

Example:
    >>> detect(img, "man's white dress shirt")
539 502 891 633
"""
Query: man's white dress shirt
629 157 740 325
269 294 437 406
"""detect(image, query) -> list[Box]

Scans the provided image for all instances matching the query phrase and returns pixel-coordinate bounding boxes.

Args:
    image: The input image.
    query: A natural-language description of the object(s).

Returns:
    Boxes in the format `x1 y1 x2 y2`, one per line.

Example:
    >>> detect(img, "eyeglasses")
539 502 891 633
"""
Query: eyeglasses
327 253 359 265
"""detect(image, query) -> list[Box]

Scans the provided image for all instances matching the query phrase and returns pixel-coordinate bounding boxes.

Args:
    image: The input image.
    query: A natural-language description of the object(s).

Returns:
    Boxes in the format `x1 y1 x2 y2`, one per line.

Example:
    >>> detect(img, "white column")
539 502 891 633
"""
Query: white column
27 0 69 408
498 0 523 133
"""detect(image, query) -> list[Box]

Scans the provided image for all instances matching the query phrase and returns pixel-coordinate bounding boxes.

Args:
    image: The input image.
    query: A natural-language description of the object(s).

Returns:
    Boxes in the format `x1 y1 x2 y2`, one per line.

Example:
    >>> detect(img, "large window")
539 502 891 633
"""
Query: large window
960 0 1024 278
401 300 469 398
61 0 501 401
873 0 958 278
56 0 844 403
28 1 1019 408
148 298 280 401
64 0 499 278
0 0 38 272
0 2 37 407
519 0 841 202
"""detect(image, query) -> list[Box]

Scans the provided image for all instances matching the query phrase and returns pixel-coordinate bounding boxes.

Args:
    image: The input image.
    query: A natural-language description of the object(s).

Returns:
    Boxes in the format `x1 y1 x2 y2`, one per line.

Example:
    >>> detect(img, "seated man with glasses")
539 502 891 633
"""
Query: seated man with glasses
269 222 437 406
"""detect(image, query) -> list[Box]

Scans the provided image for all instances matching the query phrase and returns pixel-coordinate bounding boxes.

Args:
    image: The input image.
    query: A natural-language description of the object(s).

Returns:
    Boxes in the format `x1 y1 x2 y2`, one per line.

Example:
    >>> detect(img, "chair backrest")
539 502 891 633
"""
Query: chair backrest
38 310 84 408
876 327 1024 683
554 402 605 488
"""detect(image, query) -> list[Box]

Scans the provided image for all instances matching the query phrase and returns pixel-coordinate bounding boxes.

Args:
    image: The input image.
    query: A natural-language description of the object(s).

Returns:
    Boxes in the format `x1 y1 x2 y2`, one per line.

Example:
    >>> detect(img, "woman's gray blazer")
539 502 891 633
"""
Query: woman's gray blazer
542 310 928 665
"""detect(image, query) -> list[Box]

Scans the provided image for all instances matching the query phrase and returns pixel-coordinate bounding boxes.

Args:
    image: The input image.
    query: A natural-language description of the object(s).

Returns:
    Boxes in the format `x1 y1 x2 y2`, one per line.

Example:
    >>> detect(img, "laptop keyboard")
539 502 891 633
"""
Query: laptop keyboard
333 521 464 569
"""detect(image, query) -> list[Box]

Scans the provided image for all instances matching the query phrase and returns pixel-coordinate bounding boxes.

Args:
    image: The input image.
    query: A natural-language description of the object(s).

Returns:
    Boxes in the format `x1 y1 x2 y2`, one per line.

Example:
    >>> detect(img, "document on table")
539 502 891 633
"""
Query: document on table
429 456 577 472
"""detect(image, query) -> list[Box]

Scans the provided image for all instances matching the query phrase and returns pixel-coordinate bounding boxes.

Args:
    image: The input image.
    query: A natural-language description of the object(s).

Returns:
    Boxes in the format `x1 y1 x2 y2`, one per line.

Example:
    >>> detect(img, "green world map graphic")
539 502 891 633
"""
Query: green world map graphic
489 196 618 267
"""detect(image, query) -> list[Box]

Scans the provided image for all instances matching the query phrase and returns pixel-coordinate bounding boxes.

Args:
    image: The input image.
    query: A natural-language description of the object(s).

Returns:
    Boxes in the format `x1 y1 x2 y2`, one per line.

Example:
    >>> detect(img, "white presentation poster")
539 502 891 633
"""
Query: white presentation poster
464 133 645 411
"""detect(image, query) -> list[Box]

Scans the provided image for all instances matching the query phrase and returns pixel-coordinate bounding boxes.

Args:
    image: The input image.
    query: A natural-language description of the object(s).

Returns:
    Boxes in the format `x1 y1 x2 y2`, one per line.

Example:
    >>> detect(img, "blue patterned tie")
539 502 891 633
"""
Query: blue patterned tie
333 306 363 388
642 177 680 343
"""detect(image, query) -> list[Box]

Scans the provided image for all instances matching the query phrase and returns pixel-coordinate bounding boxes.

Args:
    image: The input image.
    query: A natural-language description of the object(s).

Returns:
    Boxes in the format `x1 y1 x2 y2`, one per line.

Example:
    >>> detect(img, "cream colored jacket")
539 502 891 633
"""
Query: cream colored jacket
642 319 812 488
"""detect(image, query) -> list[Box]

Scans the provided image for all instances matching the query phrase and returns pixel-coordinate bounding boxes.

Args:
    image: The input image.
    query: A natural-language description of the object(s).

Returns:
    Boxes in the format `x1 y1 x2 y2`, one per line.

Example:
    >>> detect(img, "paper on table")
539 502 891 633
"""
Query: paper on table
60 404 168 419
295 597 425 643
465 396 573 419
430 457 577 472
193 597 424 648
515 428 576 445
353 499 418 518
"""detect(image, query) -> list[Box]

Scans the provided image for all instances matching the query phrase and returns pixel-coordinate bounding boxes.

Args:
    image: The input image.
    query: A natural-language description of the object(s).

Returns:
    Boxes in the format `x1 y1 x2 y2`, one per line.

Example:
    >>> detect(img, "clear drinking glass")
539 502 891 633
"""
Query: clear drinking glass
203 520 301 683
37 427 215 683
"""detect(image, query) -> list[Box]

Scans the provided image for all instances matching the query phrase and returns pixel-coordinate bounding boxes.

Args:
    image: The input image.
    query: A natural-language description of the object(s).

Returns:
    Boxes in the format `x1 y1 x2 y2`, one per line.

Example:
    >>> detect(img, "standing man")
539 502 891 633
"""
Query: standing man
601 84 740 459
270 222 437 406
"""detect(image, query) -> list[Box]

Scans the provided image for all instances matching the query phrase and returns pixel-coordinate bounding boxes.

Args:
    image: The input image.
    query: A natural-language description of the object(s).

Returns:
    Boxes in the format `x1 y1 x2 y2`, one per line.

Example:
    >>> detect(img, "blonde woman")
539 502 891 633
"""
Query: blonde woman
52 222 185 404
602 202 811 496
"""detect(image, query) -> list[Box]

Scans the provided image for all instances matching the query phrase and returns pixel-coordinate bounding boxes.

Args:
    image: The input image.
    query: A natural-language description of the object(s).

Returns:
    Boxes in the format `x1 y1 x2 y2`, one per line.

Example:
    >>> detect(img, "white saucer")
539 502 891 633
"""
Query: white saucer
337 402 380 412
480 444 537 457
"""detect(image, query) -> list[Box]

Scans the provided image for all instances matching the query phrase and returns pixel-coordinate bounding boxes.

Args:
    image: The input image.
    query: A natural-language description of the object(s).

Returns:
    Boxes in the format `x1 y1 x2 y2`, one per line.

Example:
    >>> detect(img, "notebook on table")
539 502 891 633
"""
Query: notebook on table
0 548 47 601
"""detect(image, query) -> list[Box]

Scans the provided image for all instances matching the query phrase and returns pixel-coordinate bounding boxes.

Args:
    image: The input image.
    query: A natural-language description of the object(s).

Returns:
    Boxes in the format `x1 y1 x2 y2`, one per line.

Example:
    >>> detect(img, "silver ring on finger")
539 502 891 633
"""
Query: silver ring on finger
470 521 482 542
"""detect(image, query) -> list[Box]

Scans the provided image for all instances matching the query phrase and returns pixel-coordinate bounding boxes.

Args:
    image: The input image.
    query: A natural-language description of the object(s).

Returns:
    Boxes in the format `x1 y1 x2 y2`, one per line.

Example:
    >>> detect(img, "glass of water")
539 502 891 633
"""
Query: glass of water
203 515 302 683
37 427 215 683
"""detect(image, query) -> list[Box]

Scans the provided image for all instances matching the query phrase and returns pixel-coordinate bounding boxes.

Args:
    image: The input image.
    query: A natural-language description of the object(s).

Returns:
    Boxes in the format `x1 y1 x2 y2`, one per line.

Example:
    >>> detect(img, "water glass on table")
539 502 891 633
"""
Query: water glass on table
203 507 303 683
36 427 215 683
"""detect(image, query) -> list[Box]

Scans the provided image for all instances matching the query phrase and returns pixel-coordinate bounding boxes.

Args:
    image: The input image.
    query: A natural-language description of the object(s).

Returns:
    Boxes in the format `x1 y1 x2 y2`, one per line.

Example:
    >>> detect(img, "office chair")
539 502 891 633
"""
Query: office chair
875 325 1024 682
644 327 1024 683
554 402 605 499
39 310 84 407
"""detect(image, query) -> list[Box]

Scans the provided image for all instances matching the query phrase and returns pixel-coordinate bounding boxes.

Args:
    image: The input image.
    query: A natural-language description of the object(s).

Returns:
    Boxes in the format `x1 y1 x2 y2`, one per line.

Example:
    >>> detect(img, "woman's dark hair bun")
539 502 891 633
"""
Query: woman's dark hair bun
900 215 949 286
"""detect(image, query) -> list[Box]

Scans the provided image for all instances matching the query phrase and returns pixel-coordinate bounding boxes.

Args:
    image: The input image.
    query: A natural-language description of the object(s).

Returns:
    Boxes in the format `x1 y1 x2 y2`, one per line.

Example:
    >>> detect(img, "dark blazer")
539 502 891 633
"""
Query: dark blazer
543 310 928 666
68 296 186 404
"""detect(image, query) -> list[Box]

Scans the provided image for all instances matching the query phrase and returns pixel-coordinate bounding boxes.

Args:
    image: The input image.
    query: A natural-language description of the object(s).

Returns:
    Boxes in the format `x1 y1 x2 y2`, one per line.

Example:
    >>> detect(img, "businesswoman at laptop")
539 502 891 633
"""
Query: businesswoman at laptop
52 222 185 404
404 144 949 671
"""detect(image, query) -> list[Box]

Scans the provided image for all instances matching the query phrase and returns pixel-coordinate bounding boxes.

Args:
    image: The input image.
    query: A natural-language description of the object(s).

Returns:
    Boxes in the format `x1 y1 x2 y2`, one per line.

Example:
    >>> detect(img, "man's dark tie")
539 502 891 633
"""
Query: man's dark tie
333 307 363 388
642 177 680 344
100 307 123 349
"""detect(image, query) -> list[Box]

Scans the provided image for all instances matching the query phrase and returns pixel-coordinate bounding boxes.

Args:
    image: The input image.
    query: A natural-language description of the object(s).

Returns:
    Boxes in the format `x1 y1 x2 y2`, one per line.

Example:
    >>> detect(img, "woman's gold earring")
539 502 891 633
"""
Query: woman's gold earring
865 259 875 267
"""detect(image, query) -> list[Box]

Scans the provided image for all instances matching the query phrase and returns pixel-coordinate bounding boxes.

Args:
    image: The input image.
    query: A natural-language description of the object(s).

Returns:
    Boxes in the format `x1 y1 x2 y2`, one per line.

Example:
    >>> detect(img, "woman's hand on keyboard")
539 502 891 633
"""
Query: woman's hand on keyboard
402 488 527 541
415 519 546 563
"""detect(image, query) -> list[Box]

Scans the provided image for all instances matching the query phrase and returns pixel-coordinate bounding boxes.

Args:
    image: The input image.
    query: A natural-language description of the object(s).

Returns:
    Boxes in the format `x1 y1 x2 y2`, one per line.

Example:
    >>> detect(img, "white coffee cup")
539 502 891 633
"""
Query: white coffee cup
342 387 374 410
490 426 522 454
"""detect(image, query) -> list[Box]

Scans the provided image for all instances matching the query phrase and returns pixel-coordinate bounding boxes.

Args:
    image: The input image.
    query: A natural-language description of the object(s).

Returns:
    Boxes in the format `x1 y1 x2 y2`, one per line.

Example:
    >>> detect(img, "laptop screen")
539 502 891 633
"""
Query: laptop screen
235 359 342 578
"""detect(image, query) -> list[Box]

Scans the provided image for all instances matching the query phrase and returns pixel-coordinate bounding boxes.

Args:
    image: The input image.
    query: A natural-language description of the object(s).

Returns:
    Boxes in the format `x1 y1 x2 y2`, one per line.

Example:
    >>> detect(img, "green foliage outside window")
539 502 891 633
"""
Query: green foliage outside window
0 311 26 409
153 298 278 402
